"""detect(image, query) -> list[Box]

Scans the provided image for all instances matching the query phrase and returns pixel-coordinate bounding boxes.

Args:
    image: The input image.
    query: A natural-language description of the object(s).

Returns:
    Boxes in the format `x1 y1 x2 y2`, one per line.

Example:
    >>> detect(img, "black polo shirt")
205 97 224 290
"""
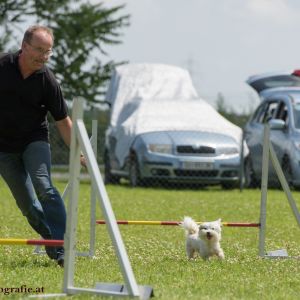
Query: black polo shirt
0 51 68 152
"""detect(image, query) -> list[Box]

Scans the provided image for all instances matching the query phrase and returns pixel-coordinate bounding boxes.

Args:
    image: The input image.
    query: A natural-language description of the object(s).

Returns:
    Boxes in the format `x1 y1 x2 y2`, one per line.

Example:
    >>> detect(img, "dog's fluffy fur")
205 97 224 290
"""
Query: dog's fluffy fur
180 216 224 260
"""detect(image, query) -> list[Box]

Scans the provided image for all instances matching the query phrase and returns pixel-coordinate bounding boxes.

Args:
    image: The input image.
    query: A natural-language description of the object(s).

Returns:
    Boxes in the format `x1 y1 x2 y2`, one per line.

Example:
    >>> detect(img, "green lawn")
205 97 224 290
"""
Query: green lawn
0 178 299 299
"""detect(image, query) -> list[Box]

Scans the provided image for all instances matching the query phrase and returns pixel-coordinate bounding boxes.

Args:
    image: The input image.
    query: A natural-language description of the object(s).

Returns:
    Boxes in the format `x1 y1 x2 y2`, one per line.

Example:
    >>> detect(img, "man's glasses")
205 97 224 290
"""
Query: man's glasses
26 42 53 57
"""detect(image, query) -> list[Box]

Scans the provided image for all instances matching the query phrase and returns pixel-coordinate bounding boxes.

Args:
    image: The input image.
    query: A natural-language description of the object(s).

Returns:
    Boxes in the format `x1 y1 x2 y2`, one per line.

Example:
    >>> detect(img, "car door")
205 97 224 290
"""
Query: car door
269 100 290 168
244 101 280 177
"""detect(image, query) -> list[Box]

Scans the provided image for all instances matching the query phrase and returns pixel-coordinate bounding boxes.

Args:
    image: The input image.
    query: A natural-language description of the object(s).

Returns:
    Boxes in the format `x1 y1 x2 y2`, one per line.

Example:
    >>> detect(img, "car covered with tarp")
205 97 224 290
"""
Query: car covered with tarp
104 63 245 188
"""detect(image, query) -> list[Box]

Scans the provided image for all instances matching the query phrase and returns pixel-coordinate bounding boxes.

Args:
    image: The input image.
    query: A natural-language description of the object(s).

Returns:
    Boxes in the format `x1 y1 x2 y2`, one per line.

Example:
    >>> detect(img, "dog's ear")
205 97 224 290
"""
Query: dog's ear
217 218 222 226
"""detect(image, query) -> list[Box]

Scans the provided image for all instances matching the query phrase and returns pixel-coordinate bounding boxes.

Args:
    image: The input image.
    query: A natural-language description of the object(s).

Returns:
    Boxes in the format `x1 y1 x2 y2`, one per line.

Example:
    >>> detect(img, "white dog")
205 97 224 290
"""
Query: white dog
180 216 224 260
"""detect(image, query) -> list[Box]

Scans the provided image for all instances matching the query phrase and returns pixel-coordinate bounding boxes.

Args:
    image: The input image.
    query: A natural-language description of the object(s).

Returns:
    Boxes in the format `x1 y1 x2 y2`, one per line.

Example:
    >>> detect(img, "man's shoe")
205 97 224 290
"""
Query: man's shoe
45 246 57 260
57 253 64 267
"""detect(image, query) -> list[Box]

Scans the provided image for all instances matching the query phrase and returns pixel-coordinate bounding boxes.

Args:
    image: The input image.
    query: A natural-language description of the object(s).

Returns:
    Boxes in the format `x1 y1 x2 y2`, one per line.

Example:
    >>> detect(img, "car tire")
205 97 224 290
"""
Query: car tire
281 155 293 187
129 154 142 187
104 150 120 184
244 156 259 188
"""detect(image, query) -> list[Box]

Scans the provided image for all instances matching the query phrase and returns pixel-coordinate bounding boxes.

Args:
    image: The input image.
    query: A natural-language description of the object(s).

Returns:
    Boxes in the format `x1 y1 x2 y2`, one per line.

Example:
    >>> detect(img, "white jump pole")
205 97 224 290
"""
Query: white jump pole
258 123 270 257
259 121 300 258
61 98 152 298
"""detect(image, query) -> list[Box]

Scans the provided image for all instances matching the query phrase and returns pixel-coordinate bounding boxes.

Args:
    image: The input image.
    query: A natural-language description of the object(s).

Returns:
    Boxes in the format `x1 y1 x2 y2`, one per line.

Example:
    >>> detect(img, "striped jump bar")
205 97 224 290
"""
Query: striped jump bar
96 220 260 227
0 239 64 247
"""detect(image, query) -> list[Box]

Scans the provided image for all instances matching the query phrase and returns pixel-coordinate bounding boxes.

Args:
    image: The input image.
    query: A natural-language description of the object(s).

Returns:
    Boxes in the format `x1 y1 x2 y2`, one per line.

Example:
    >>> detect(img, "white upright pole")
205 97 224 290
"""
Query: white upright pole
63 98 83 292
89 120 98 256
259 124 270 257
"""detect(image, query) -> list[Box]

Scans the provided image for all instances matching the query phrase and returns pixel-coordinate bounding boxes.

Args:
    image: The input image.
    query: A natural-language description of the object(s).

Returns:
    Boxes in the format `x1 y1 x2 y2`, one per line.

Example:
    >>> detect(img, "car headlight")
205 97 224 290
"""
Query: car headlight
218 147 239 155
148 144 172 154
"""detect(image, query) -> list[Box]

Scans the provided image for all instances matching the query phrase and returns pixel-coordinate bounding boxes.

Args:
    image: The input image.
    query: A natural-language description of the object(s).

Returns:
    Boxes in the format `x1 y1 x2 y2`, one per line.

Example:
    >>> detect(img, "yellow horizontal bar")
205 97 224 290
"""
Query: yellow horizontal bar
0 239 27 245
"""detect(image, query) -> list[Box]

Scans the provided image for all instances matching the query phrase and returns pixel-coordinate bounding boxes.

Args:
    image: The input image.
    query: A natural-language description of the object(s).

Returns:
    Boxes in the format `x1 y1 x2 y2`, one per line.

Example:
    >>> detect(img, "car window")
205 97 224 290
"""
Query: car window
252 103 266 123
293 102 300 129
257 101 279 124
276 102 289 124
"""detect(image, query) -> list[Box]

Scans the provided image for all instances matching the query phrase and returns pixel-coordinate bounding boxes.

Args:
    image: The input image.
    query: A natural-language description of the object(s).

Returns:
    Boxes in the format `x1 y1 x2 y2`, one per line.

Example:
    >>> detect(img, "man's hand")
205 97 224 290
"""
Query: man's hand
80 154 87 168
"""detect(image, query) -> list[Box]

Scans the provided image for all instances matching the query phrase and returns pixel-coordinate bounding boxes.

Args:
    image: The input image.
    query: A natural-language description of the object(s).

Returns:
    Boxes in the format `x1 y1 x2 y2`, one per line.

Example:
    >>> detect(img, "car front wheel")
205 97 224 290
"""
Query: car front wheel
129 154 142 187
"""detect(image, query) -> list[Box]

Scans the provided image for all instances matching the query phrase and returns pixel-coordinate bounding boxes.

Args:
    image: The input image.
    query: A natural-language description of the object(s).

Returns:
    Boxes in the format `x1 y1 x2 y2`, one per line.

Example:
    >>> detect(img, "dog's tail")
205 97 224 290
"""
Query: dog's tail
179 216 199 235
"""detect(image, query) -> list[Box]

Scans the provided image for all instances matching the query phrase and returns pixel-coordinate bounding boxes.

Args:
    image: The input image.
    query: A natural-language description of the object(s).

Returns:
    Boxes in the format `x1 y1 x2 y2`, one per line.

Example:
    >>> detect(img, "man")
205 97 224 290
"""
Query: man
0 25 85 267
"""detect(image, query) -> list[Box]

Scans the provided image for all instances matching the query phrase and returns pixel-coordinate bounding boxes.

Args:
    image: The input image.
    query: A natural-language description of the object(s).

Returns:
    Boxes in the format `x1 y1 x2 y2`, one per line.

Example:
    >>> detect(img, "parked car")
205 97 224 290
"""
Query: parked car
244 70 300 189
104 63 245 188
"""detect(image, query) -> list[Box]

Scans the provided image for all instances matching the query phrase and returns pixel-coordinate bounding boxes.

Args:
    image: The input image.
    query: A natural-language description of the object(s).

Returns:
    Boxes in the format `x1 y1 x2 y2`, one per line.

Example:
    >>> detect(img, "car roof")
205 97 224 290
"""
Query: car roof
105 63 199 127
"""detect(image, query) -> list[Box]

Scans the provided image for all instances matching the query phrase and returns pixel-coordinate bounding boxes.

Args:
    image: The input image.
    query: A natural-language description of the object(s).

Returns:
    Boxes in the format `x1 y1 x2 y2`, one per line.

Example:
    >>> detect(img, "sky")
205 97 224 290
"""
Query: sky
102 0 300 113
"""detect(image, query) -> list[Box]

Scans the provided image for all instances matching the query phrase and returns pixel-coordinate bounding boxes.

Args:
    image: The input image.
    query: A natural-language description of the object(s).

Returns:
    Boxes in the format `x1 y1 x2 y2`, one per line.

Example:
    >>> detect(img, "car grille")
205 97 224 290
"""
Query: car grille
176 145 215 155
174 170 218 177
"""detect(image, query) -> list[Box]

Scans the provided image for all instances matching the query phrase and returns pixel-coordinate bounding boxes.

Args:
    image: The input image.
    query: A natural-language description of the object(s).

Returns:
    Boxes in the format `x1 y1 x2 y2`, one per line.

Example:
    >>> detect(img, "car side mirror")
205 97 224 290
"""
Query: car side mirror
268 119 286 130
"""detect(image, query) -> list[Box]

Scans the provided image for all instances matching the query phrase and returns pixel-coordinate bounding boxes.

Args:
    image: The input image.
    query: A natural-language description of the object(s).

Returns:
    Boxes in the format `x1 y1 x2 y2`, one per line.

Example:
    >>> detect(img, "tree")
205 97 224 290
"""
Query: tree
215 92 252 128
0 0 129 106
215 92 227 115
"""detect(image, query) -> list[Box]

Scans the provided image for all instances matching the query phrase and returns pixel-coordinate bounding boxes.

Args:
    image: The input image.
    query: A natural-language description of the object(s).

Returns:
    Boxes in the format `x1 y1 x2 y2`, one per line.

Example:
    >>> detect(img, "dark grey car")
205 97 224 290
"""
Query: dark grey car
244 70 300 189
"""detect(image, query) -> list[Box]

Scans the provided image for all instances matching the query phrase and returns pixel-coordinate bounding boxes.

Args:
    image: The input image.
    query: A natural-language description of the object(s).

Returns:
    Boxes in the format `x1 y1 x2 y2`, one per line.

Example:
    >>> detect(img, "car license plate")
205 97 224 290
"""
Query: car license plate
181 161 213 170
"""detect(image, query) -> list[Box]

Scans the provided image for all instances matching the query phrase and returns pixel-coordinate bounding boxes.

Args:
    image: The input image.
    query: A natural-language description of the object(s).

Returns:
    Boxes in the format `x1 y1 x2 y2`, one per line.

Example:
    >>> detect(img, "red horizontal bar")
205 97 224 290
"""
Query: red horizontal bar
161 221 180 225
27 239 64 246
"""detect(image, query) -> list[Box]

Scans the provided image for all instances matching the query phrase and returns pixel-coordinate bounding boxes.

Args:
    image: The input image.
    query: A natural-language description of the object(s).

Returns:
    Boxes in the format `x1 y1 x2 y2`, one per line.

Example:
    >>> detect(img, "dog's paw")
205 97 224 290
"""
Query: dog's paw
217 249 225 259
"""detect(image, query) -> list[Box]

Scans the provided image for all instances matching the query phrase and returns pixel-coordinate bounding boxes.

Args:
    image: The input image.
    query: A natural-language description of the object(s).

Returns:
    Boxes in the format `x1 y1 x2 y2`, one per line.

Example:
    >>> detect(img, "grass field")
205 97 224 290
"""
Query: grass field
0 177 299 299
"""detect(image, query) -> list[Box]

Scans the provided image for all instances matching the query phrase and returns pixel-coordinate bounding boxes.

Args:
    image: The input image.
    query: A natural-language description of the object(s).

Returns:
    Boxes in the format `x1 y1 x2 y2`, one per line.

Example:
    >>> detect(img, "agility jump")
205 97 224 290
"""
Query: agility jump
0 221 259 247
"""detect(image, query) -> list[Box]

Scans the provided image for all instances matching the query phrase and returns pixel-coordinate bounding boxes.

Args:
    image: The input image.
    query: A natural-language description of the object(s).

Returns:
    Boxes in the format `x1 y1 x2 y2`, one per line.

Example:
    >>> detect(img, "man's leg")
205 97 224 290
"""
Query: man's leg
23 141 66 264
0 152 53 242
